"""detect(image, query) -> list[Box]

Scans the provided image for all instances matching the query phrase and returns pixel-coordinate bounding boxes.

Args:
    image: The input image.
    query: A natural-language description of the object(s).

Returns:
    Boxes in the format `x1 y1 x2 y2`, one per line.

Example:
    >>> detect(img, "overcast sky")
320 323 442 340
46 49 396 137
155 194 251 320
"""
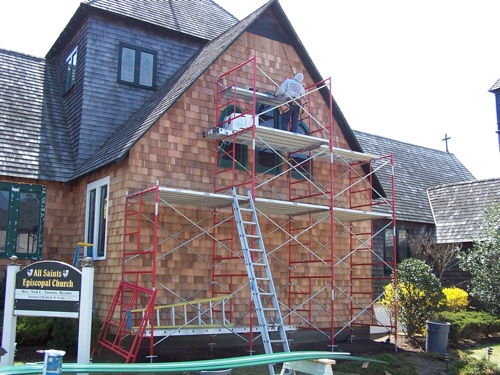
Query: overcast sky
1 0 499 180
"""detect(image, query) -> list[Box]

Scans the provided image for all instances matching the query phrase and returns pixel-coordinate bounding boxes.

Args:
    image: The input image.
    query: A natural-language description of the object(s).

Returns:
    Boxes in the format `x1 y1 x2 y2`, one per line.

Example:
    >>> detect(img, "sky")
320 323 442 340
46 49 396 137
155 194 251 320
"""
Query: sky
0 0 499 180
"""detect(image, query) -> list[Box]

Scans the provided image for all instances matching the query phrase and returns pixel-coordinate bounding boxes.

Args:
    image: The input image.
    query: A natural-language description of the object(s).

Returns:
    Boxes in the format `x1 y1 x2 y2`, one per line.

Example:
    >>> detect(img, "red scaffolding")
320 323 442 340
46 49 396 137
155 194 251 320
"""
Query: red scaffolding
94 56 397 362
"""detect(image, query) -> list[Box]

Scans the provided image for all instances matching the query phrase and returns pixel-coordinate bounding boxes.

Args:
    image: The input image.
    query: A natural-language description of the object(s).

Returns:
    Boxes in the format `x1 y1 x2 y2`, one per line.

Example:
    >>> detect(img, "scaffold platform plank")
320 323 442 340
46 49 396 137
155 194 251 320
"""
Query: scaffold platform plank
204 126 381 163
139 324 297 337
205 126 328 153
131 187 392 222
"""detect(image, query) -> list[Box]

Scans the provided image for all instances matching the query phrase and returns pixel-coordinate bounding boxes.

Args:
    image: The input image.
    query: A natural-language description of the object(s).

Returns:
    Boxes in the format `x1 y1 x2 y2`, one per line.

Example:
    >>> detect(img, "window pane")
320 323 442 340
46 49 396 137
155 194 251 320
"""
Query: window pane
257 149 276 169
0 190 8 253
65 48 77 92
139 52 154 87
97 185 107 257
219 142 243 164
87 189 96 245
121 47 136 83
16 193 40 255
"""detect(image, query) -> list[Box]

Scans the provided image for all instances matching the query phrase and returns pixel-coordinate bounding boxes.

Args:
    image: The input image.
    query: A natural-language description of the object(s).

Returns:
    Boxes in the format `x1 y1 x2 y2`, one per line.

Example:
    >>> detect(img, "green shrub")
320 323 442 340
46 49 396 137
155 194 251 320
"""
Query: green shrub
437 311 500 344
49 318 78 353
15 316 100 354
16 317 55 346
394 258 446 338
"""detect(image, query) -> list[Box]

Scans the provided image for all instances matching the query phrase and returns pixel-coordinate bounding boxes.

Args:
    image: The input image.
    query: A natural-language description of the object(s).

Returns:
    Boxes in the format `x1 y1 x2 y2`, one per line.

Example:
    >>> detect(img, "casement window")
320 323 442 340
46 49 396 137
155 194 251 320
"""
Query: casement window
118 43 157 88
290 122 313 179
85 177 109 260
0 182 45 259
64 46 78 93
256 101 281 175
218 106 248 170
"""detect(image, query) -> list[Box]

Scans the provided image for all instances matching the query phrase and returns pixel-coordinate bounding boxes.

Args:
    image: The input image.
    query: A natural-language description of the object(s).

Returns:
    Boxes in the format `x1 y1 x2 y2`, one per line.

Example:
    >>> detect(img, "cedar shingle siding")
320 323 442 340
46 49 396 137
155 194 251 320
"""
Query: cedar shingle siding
0 0 394 349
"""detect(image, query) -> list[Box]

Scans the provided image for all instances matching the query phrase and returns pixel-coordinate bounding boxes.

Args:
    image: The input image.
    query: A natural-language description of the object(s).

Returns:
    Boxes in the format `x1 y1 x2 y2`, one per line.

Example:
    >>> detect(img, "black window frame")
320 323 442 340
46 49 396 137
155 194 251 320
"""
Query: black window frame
118 43 157 89
290 122 313 179
64 46 78 93
256 100 282 175
0 182 45 259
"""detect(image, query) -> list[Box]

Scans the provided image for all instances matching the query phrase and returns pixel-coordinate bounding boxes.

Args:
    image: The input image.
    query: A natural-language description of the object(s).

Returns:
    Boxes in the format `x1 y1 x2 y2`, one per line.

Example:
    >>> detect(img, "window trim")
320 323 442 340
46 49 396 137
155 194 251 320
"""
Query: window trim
0 182 45 259
118 42 157 89
64 46 78 94
218 106 248 170
85 176 110 260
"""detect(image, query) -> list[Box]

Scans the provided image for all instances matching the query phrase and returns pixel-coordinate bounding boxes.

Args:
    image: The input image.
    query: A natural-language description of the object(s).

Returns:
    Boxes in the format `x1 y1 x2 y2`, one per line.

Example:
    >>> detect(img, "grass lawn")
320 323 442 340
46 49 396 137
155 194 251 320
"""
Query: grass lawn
464 342 500 366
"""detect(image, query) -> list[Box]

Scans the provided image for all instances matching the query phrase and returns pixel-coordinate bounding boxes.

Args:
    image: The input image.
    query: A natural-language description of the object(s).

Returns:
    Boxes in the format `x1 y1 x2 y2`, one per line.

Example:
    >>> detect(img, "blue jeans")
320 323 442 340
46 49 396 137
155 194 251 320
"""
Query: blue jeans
280 104 300 133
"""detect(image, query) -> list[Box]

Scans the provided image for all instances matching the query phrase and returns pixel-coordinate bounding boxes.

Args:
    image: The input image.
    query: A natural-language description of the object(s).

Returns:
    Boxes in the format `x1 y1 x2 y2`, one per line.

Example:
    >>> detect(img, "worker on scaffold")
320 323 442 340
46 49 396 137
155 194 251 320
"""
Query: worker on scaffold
275 72 305 133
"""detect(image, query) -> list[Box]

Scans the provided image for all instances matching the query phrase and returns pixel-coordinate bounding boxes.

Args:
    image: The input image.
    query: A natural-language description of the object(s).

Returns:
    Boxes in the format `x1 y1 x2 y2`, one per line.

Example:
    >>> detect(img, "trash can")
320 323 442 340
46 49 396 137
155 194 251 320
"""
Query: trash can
426 320 451 354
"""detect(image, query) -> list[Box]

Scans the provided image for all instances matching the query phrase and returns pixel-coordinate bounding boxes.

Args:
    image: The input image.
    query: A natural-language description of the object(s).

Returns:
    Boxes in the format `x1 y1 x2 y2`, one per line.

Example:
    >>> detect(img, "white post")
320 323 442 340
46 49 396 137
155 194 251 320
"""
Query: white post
77 258 94 364
1 257 20 366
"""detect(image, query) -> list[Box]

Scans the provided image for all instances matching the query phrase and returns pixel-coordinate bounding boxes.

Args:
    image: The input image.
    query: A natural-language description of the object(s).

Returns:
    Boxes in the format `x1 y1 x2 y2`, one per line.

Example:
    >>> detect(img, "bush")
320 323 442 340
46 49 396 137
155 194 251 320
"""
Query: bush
437 311 500 344
443 287 469 312
394 258 446 338
15 316 98 355
16 317 55 346
458 202 500 314
49 318 78 353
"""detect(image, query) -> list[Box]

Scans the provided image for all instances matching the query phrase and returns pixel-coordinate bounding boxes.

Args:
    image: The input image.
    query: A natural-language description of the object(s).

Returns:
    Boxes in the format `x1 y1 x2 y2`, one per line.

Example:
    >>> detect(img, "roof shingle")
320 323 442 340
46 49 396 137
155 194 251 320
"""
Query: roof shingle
428 178 500 243
354 130 475 223
0 49 74 181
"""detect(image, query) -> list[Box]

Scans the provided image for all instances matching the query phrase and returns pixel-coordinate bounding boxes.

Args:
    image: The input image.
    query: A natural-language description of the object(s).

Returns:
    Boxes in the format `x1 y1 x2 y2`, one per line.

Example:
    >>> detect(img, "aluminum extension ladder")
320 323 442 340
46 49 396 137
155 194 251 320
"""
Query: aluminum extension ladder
232 187 290 370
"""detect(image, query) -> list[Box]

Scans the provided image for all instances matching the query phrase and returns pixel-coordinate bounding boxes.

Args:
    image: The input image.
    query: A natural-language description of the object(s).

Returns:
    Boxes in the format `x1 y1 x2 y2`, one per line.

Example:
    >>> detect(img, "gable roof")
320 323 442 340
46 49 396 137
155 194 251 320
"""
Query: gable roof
47 0 238 58
489 77 500 92
354 130 475 223
428 178 500 243
71 1 270 179
72 0 369 181
1 0 373 183
85 0 236 40
0 49 74 182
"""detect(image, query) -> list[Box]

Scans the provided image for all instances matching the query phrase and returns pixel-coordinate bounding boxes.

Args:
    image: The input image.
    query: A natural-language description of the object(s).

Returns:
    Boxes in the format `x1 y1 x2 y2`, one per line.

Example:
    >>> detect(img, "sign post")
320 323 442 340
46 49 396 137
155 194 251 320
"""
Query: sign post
0 257 20 366
78 258 94 364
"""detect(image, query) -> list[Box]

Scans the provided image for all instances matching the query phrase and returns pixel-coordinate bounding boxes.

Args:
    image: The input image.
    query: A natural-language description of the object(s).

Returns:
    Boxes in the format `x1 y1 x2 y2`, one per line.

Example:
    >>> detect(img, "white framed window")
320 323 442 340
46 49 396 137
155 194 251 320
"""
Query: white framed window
85 176 109 260
64 46 78 93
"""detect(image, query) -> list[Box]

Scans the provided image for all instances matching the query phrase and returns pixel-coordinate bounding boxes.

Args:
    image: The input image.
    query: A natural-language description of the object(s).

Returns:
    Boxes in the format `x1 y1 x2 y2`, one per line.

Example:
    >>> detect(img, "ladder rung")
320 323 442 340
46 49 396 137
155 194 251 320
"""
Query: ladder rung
270 339 287 343
251 262 266 266
242 221 256 225
249 248 263 252
245 234 259 238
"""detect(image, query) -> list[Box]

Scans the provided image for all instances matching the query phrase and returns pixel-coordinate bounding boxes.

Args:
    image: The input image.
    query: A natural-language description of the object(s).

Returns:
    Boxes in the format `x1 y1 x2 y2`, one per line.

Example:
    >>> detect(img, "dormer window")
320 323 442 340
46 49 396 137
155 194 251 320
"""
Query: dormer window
64 46 78 93
118 43 157 89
